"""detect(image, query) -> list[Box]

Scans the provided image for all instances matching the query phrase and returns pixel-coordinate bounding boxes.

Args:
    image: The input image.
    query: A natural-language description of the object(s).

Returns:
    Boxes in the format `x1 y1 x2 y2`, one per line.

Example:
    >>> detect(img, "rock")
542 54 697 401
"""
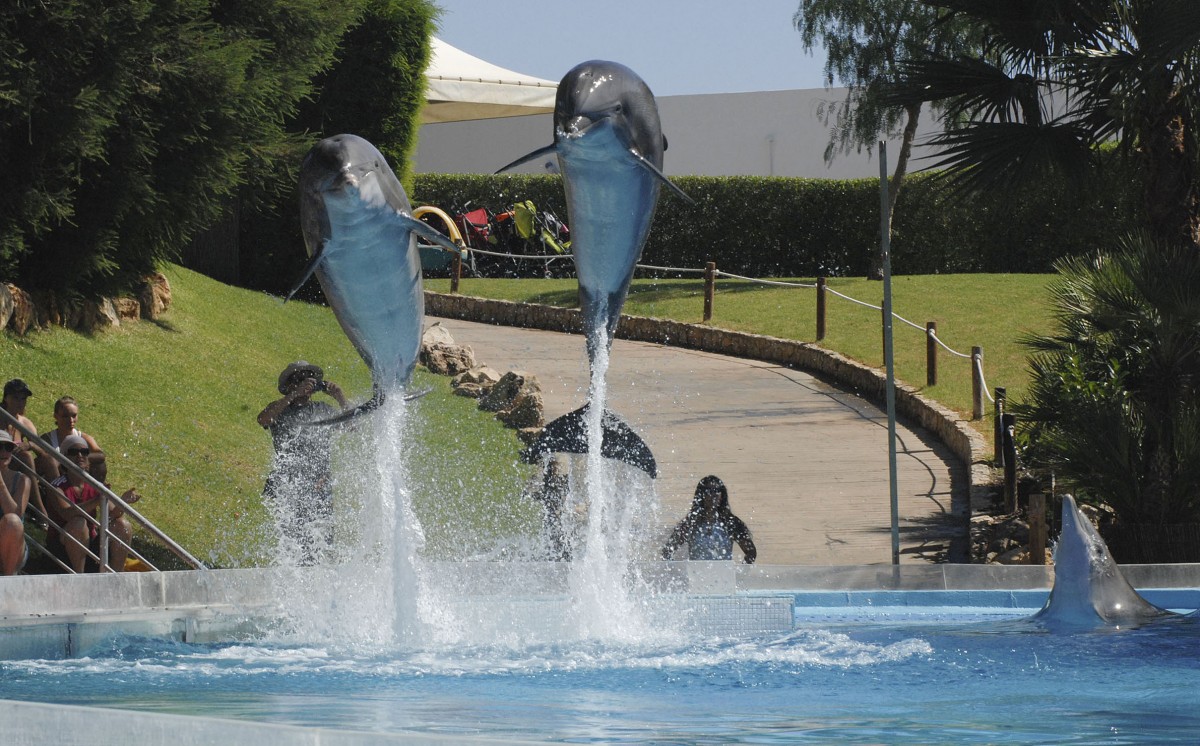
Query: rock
5 284 35 335
139 272 171 319
479 370 540 412
420 322 477 375
453 383 485 398
114 297 141 321
496 389 544 429
516 427 543 446
452 365 502 388
994 547 1029 565
80 298 120 332
0 283 12 330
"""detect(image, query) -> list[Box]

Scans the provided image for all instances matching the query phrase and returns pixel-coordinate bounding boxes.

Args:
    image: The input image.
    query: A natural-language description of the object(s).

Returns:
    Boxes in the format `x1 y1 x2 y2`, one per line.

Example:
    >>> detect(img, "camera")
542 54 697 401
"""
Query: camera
313 379 328 393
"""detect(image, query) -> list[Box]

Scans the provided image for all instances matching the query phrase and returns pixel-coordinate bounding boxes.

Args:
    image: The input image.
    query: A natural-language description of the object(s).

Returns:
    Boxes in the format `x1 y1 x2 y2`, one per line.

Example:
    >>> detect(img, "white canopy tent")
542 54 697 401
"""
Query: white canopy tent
422 37 558 124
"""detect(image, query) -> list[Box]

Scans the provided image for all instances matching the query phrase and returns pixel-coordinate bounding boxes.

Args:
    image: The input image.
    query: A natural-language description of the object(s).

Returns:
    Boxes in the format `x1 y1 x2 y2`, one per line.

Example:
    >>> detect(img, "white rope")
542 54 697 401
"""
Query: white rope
464 246 570 261
974 354 995 403
825 286 881 311
636 263 706 274
712 270 818 288
927 328 971 359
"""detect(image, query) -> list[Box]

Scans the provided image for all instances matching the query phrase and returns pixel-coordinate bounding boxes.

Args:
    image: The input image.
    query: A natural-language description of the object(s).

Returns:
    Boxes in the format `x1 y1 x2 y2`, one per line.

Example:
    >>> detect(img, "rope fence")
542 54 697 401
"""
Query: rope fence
430 246 1000 422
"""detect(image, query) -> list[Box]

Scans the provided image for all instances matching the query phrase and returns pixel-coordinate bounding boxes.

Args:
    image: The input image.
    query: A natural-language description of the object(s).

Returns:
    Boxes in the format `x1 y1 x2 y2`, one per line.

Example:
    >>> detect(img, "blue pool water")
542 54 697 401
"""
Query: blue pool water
3 609 1198 743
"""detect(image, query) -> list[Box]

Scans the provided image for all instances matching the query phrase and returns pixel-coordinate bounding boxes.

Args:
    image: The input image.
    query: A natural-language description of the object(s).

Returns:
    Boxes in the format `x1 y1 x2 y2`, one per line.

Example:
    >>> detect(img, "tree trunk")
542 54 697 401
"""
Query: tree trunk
1141 87 1200 249
868 102 921 280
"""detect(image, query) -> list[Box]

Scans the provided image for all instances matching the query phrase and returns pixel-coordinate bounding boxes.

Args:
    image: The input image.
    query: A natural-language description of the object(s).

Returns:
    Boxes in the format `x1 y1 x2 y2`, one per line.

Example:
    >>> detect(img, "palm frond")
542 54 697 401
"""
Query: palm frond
919 118 1094 193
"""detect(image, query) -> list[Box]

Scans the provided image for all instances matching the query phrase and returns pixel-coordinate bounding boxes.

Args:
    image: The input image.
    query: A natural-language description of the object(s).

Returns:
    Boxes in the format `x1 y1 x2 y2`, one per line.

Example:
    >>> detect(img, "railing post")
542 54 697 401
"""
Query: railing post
993 387 1007 464
1028 492 1047 564
1002 412 1017 513
816 276 827 341
703 261 716 322
925 321 937 386
971 346 984 419
451 248 462 294
99 494 111 572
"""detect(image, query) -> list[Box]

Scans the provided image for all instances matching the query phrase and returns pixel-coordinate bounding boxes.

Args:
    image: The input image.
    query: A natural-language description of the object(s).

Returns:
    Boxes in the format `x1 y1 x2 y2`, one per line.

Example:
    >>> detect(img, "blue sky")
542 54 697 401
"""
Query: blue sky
432 0 830 97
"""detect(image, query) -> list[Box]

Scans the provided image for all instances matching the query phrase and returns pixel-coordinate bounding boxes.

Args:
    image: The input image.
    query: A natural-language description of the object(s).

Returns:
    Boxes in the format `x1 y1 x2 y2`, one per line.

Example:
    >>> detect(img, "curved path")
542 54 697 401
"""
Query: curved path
433 316 969 566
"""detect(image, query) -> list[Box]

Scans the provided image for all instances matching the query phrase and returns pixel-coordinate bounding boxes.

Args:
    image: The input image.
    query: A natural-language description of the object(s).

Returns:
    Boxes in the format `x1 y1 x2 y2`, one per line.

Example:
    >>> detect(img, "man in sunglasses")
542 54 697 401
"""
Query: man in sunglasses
257 361 348 565
1 379 48 524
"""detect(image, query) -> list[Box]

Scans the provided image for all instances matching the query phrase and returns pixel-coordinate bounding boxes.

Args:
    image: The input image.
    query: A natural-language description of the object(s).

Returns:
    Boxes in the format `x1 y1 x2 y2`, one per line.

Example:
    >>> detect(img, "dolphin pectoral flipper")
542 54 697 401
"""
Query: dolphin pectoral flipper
630 150 695 206
311 387 386 427
494 144 559 175
400 214 463 255
283 241 328 303
520 404 657 478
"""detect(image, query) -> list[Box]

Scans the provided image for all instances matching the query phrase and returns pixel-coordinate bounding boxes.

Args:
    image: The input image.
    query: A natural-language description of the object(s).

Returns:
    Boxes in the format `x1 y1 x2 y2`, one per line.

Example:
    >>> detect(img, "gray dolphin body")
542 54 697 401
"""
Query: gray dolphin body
296 134 459 421
498 62 691 477
1034 496 1175 629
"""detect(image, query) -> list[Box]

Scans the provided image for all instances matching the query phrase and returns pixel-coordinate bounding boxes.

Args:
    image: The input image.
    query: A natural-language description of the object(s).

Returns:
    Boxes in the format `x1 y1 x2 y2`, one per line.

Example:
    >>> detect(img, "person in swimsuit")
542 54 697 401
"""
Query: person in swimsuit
0 429 31 575
662 475 757 564
44 434 139 572
258 361 348 565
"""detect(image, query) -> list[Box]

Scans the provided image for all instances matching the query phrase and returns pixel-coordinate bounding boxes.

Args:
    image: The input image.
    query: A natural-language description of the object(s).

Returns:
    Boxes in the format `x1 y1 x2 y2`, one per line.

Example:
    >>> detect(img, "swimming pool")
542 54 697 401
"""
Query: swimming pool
1 568 1198 745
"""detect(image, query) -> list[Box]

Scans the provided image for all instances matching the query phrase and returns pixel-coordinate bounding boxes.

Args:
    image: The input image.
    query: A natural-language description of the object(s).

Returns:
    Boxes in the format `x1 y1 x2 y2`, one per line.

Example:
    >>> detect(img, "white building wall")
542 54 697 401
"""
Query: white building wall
414 88 943 179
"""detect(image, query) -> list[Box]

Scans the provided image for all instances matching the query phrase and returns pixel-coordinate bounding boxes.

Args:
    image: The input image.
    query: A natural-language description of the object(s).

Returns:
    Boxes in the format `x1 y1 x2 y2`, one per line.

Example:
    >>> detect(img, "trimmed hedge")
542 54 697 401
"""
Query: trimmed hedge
413 158 1142 277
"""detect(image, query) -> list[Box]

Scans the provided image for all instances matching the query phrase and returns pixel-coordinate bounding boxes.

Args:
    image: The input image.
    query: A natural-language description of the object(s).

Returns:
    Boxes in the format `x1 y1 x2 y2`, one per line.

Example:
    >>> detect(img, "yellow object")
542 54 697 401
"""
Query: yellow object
123 557 153 572
412 205 465 252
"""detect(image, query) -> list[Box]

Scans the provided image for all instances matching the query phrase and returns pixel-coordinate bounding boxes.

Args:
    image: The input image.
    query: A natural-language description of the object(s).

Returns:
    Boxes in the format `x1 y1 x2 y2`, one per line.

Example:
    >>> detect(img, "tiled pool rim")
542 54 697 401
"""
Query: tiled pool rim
1 563 1199 660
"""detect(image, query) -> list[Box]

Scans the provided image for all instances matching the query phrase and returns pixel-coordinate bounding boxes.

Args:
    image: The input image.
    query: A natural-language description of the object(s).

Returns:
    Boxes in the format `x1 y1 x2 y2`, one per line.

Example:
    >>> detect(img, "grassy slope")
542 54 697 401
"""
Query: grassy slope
426 275 1056 442
3 265 537 566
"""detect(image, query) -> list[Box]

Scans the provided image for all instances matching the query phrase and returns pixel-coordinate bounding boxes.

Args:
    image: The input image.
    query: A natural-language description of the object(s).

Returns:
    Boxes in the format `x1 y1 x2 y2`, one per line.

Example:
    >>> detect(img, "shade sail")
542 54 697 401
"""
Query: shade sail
422 37 557 124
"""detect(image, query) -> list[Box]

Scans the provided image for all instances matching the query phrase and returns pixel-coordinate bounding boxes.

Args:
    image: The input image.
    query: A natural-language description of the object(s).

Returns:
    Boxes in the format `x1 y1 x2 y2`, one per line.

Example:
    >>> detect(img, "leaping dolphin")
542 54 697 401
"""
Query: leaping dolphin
293 134 460 422
497 61 692 477
1033 496 1176 629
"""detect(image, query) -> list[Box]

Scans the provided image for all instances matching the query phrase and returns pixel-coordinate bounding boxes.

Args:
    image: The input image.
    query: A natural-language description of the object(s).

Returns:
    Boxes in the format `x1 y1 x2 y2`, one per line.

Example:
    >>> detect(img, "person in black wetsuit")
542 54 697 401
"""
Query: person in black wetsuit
662 475 756 564
257 361 348 564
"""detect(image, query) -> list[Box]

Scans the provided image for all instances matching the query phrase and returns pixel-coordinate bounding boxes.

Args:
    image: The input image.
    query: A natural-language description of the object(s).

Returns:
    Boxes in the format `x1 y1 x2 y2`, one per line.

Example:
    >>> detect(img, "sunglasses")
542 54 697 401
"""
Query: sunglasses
67 447 90 458
0 442 14 453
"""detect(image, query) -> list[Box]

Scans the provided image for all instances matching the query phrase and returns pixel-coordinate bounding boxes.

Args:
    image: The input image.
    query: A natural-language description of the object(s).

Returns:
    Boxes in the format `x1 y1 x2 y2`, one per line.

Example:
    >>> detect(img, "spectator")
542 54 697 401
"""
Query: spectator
44 434 138 572
39 396 101 482
662 475 757 564
0 430 30 575
1 379 47 522
257 361 348 564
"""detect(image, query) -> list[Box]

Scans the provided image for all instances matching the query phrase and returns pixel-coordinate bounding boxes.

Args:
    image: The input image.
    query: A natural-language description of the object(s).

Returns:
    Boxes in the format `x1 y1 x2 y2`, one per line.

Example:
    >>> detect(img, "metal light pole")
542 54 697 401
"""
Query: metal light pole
879 141 900 566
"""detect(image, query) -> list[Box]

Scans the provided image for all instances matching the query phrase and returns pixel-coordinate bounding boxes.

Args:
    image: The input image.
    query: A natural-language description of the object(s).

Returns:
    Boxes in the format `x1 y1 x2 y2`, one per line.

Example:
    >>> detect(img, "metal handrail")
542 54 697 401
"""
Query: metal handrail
0 407 205 571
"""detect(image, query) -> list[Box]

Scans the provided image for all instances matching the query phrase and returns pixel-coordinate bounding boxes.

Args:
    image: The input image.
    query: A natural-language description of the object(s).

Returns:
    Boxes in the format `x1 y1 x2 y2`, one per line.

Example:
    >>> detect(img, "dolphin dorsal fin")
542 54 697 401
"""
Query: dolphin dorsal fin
494 144 558 175
630 150 695 205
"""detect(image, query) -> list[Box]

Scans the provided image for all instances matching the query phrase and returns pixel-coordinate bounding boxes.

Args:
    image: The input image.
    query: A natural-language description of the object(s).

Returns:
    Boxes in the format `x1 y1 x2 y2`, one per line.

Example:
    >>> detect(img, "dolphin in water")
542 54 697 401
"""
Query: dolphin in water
1033 495 1176 629
497 61 691 477
293 134 461 422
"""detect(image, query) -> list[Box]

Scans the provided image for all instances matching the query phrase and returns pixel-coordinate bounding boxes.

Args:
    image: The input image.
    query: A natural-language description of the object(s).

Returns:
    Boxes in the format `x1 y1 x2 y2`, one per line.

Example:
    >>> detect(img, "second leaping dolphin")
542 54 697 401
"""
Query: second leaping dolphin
497 61 692 477
293 134 461 422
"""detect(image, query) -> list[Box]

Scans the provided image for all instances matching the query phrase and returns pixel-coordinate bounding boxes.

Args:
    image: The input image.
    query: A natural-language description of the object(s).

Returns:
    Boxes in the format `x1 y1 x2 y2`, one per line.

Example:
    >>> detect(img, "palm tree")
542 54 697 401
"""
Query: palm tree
888 0 1200 247
1016 233 1200 526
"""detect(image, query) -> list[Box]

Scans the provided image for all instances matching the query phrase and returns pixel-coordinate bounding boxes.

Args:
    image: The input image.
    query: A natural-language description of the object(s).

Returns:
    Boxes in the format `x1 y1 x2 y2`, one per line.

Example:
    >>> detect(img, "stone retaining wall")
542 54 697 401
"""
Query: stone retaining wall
425 292 995 507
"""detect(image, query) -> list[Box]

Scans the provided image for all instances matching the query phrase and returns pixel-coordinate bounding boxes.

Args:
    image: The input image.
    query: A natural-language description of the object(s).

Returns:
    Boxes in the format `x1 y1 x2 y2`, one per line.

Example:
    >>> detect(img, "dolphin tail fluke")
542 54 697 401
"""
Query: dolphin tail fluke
521 404 657 478
631 150 695 205
494 144 558 175
283 242 327 303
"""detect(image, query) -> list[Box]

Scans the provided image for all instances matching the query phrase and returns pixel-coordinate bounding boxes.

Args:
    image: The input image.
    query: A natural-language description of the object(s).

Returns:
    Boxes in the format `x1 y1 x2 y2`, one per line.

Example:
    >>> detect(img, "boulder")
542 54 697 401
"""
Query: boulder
495 388 544 430
80 298 120 332
452 383 485 398
5 284 36 336
114 297 141 321
479 370 540 412
420 322 476 375
451 365 501 393
139 272 172 319
0 283 12 330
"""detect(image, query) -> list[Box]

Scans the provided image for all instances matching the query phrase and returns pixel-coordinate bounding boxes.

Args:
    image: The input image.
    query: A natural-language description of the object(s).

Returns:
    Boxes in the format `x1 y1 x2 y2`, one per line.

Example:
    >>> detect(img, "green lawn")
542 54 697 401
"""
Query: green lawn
426 274 1057 444
3 265 537 567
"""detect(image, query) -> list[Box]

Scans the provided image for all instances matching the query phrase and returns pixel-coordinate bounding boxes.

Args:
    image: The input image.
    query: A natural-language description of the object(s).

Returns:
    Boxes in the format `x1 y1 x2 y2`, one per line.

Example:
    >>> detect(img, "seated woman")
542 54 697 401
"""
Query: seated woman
662 475 757 564
44 435 139 572
0 430 31 575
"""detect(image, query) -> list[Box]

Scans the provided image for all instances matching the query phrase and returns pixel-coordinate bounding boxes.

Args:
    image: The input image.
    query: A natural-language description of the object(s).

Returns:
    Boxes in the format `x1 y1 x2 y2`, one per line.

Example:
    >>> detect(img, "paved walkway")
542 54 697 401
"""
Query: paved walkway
433 316 969 566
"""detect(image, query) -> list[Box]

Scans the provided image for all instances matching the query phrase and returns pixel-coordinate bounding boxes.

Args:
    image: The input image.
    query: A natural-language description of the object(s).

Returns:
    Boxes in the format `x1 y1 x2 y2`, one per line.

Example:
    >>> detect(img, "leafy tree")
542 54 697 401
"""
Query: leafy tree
888 0 1200 248
0 0 362 297
793 0 979 277
1016 234 1200 527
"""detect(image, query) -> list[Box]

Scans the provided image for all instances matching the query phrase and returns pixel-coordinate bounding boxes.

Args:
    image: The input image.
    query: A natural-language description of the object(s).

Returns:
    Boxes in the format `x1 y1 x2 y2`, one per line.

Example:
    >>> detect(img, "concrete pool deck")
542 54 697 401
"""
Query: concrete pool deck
430 315 972 566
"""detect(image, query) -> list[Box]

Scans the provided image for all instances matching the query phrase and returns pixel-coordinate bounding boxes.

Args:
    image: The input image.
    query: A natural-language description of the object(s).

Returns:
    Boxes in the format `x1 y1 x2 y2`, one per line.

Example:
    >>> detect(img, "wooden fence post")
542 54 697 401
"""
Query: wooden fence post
1028 492 1047 564
816 277 827 341
703 262 716 322
971 346 984 420
926 321 937 386
451 249 462 294
993 387 1007 464
1002 412 1018 513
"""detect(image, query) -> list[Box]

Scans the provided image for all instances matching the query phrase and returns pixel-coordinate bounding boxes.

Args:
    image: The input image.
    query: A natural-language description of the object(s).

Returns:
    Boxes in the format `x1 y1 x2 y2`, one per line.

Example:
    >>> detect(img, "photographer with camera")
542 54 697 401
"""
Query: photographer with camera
257 361 348 564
